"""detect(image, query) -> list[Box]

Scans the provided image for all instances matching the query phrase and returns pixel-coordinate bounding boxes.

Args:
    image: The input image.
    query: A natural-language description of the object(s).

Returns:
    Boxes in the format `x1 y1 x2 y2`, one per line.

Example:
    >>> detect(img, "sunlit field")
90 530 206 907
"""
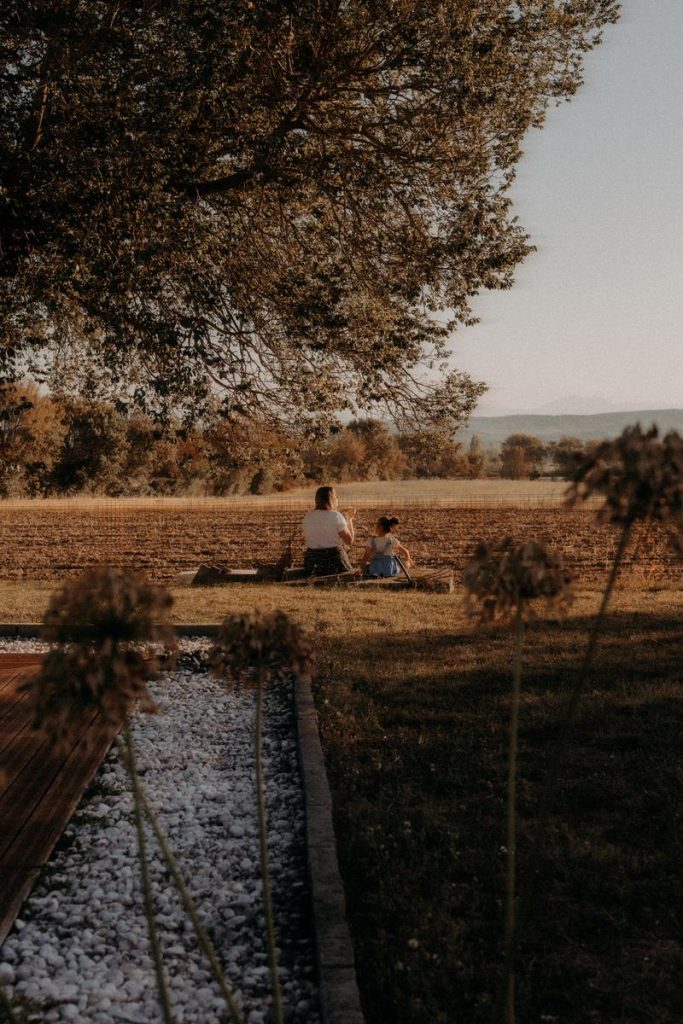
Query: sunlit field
0 478 573 512
0 489 674 587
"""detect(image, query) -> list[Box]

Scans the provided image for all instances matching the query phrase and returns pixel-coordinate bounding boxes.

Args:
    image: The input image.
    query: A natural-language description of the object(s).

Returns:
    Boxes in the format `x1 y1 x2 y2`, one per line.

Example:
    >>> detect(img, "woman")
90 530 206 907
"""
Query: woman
302 485 356 576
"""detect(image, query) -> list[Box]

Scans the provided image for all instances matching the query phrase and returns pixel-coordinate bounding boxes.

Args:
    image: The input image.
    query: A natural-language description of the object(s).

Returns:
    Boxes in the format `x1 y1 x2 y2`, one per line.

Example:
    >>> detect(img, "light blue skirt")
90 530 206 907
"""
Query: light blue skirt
367 554 400 578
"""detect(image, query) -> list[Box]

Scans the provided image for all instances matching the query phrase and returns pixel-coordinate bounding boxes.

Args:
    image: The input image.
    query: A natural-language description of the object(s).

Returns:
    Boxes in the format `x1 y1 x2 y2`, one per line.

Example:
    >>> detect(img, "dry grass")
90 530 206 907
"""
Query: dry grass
304 588 683 1024
0 479 573 512
1 579 681 627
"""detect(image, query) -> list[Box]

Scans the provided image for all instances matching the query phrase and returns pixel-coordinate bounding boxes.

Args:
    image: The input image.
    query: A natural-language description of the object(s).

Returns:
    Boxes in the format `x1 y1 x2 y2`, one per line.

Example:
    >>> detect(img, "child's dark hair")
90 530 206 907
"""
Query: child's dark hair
378 515 399 533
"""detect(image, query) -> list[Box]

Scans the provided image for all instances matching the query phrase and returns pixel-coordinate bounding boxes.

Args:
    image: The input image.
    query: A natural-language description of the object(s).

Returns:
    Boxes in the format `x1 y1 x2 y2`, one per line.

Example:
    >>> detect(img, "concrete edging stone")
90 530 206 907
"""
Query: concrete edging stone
0 624 222 638
294 674 365 1024
0 624 42 637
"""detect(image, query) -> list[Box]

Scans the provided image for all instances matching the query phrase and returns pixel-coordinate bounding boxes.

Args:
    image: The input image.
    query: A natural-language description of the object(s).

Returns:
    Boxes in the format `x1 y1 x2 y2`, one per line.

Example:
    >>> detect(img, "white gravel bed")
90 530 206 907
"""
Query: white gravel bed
0 653 321 1024
0 637 216 655
0 637 49 653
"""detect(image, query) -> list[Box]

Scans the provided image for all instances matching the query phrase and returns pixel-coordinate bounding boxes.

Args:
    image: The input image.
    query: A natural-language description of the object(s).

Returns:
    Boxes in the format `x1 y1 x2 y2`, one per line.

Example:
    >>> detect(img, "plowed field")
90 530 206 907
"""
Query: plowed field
2 501 679 586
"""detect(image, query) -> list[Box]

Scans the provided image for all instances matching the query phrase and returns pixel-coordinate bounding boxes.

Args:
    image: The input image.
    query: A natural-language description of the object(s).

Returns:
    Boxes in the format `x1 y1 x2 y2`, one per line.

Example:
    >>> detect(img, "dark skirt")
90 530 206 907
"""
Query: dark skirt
303 546 352 576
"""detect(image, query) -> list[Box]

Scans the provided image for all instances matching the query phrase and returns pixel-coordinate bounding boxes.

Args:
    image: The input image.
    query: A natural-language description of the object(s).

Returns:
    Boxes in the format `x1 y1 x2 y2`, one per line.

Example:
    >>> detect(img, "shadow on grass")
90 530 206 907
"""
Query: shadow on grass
314 610 683 1024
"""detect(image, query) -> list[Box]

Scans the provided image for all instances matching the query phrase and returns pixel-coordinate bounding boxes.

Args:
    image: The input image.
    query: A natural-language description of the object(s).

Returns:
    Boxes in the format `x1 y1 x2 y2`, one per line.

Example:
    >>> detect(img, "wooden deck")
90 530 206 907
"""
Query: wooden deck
0 654 119 945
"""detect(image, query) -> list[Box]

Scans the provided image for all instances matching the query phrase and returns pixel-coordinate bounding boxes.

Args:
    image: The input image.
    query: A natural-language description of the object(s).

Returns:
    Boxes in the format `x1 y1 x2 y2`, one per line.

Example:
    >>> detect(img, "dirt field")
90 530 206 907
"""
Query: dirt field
1 498 679 586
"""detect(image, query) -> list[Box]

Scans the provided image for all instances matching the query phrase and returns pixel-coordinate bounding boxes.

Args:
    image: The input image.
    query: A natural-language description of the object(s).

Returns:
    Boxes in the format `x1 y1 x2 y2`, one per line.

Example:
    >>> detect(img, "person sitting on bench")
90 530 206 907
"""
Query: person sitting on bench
302 486 356 576
361 515 412 578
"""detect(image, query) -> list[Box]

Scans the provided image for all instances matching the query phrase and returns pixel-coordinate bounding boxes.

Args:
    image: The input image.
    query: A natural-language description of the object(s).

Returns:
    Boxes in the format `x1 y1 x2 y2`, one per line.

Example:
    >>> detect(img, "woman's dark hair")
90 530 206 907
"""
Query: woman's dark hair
378 515 399 533
315 485 336 510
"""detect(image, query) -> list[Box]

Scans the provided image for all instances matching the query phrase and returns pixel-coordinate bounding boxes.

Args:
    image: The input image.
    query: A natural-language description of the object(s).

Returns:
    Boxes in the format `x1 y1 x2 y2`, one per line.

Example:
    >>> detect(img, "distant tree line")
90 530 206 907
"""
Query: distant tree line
0 383 481 497
497 433 598 480
0 385 597 497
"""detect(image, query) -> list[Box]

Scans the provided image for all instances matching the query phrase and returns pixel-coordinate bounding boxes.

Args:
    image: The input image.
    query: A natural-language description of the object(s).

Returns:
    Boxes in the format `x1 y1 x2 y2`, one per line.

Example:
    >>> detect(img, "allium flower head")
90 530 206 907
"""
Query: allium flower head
42 565 175 646
566 425 683 535
463 537 573 623
210 611 314 686
26 567 176 751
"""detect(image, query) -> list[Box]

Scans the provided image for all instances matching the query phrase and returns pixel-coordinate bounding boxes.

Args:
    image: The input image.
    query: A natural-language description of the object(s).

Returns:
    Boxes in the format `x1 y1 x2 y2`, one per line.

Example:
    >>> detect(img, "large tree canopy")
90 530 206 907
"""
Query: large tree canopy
0 0 619 430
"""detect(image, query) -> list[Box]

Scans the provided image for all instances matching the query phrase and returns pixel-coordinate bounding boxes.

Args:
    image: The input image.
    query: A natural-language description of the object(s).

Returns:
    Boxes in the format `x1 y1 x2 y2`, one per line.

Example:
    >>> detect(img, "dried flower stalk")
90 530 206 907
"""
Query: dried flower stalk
211 611 314 1024
566 424 683 539
463 537 573 1024
25 567 176 752
210 610 314 686
463 537 574 624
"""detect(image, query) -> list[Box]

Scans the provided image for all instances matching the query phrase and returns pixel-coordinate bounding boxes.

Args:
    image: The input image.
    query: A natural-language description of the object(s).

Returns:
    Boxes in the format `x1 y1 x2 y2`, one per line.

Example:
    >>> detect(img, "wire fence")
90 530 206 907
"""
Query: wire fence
0 489 677 590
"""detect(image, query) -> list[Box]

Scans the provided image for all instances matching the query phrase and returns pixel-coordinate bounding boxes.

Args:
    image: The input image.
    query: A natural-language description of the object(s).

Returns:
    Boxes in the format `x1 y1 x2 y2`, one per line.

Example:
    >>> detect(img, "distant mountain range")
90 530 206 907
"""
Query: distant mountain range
456 409 683 447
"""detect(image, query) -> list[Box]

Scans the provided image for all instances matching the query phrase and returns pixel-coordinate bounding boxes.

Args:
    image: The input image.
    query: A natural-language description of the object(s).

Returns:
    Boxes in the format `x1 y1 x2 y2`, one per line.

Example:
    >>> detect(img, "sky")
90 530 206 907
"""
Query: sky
450 0 683 417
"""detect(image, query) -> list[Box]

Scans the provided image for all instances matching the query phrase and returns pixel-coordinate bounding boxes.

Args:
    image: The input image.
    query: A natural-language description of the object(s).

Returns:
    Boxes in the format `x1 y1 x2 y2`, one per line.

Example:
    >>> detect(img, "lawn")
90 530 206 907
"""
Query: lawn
1 581 681 1023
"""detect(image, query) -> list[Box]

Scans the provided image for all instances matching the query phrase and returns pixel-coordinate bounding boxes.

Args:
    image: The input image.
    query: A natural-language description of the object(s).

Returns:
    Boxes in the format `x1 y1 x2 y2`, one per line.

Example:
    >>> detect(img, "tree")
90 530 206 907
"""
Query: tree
398 426 464 478
1 1 618 431
550 436 591 479
0 380 66 494
501 444 531 480
0 384 34 495
500 433 546 479
205 416 302 495
324 429 368 482
464 434 487 479
50 401 129 494
346 419 405 480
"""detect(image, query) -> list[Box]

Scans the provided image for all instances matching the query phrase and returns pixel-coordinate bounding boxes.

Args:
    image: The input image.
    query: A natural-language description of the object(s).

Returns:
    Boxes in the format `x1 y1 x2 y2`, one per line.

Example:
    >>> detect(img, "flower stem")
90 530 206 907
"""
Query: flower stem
500 522 632 1007
135 786 245 1024
0 985 19 1024
255 664 284 1024
121 725 175 1024
503 602 524 1024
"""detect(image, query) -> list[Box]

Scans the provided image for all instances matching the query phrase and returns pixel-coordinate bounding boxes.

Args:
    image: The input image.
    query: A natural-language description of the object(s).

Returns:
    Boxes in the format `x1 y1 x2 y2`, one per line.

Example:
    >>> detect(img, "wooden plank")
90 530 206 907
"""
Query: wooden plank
0 708 101 859
0 679 29 722
0 727 59 845
0 691 33 756
0 866 42 946
0 656 121 944
0 670 30 701
1 716 116 870
0 655 44 669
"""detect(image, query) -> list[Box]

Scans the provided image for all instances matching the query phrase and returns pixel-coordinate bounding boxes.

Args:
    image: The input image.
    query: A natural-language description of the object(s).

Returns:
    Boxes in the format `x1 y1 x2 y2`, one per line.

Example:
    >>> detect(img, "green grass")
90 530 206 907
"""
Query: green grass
2 580 681 1023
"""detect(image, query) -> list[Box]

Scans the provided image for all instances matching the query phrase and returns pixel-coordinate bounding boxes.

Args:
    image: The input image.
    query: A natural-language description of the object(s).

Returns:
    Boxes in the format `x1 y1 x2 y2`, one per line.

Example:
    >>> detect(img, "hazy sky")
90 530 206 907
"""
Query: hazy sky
451 0 683 416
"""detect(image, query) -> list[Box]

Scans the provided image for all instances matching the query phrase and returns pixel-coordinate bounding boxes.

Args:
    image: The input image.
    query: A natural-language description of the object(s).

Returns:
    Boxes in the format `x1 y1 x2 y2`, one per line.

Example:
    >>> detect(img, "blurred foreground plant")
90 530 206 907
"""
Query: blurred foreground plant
211 611 314 1024
501 425 682 1021
463 539 573 1024
24 567 178 1023
567 424 683 533
28 567 175 751
559 425 683 767
26 567 250 1024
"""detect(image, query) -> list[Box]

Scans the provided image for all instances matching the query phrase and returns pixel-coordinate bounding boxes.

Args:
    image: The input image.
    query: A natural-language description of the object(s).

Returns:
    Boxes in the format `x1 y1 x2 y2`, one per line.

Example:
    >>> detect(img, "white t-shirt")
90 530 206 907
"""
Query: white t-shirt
369 535 399 556
302 509 348 549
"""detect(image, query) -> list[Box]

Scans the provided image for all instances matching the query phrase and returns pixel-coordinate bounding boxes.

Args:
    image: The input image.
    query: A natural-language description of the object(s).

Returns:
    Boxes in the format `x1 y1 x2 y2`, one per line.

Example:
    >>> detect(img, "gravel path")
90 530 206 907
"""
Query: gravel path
0 647 322 1024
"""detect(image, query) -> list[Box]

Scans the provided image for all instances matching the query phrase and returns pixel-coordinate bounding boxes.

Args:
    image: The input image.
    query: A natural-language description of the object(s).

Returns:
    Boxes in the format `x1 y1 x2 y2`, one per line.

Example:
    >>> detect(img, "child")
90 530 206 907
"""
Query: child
362 515 412 578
